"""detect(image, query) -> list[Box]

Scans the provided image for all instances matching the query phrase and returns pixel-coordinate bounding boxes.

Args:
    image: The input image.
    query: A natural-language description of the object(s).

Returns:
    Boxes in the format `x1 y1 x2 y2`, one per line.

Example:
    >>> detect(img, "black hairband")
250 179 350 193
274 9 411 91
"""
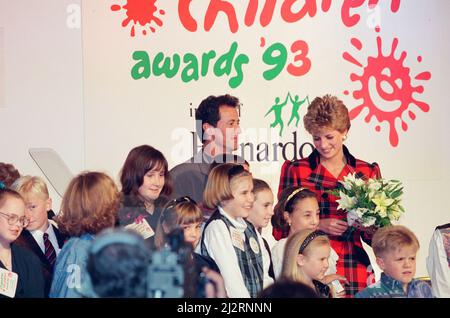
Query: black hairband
299 230 327 254
228 164 245 179
161 196 197 222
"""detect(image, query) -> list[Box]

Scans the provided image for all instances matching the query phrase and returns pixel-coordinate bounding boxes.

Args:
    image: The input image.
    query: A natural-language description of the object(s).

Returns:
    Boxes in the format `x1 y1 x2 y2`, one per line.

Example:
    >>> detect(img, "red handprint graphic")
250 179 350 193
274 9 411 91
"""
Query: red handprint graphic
111 0 165 37
343 29 431 147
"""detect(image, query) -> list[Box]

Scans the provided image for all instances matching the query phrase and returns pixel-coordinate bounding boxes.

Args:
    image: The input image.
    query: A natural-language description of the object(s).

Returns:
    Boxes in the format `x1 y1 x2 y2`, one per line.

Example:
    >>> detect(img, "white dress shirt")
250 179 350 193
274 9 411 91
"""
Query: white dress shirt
198 207 251 298
255 230 274 288
427 227 450 298
30 223 62 256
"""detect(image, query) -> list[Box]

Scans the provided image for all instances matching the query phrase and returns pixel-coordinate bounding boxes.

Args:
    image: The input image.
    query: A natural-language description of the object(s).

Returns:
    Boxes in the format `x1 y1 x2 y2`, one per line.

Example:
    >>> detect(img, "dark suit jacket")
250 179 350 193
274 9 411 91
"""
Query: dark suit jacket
0 244 45 298
14 224 66 297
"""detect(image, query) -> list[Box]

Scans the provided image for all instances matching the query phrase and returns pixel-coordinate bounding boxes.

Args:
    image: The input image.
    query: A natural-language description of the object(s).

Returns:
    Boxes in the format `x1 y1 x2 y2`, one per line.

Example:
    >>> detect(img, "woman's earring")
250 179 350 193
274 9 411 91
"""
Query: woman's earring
343 135 347 141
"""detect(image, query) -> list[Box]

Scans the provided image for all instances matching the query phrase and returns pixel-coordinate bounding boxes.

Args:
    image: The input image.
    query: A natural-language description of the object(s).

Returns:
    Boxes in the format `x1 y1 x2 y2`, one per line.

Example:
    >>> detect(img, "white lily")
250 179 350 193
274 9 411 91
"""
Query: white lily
336 191 357 210
368 179 382 193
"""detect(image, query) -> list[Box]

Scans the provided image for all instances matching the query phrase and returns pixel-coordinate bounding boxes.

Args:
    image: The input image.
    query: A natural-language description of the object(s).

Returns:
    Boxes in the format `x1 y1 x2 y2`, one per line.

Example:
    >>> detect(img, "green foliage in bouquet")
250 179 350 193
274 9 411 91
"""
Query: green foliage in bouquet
329 173 405 228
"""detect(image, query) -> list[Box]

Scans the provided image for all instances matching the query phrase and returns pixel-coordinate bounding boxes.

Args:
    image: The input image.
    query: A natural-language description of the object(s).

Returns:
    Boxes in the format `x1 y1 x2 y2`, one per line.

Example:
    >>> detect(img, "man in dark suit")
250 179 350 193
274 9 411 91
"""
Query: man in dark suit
12 176 66 297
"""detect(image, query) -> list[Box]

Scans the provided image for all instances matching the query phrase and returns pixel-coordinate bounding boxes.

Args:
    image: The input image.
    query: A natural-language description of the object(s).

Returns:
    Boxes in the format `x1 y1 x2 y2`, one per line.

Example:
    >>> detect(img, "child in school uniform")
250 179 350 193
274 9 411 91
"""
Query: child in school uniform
12 176 66 297
246 178 275 286
197 163 268 298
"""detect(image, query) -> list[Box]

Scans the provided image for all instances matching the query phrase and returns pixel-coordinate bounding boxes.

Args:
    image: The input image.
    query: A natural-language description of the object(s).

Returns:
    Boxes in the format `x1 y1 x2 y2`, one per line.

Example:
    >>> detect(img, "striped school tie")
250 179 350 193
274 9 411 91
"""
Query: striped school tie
43 232 56 267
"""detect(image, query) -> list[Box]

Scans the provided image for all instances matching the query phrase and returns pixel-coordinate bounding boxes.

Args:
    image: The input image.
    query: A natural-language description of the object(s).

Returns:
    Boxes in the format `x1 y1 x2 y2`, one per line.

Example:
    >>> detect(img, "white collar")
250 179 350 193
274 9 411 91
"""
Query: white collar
218 206 247 230
29 223 51 237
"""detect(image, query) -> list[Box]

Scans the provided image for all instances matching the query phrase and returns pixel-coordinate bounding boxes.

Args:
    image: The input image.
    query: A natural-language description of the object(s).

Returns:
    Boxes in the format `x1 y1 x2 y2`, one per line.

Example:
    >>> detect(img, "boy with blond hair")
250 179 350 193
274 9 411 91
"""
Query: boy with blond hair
356 225 433 298
12 176 65 297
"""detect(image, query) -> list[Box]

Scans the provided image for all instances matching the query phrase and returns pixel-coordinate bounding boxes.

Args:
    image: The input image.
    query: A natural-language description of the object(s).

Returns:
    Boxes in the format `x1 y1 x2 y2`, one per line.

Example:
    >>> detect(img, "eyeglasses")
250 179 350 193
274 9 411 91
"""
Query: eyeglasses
228 164 245 179
0 211 30 227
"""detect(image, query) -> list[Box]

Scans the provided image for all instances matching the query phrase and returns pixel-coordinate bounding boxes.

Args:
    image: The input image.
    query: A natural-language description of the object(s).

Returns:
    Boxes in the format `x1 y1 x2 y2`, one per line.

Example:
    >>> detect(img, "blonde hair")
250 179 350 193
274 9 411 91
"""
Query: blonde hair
154 199 203 249
56 172 120 237
281 229 330 283
203 163 251 209
12 175 50 200
372 225 419 258
303 94 350 134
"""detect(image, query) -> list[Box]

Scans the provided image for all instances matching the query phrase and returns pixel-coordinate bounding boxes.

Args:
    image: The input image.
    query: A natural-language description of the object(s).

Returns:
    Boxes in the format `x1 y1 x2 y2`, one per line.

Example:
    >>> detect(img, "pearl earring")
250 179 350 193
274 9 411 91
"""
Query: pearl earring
343 135 347 141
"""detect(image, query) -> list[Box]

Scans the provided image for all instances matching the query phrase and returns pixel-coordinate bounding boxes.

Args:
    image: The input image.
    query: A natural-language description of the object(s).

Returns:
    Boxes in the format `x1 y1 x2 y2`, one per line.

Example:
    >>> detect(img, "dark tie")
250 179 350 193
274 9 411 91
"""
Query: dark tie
43 233 56 267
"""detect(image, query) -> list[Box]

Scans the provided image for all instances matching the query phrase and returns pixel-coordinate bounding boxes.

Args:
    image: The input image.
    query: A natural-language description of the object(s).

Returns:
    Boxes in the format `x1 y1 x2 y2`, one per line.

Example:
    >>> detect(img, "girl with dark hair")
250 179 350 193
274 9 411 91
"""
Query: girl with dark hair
118 145 172 249
271 187 343 297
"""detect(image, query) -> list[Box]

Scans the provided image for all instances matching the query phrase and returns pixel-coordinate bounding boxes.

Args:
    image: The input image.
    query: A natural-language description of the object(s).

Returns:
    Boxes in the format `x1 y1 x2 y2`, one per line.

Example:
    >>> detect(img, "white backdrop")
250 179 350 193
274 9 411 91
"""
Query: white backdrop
1 0 449 278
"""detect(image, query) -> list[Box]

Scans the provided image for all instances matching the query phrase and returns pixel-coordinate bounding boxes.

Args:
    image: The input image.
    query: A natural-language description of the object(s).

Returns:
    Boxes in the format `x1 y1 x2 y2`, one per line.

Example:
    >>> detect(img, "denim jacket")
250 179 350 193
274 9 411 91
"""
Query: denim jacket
355 273 434 298
49 234 95 298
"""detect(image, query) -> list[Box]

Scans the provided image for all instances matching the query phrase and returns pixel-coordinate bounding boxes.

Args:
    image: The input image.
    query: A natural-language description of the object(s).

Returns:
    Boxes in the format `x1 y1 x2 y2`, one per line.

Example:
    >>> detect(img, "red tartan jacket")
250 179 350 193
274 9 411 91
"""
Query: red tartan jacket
274 146 381 243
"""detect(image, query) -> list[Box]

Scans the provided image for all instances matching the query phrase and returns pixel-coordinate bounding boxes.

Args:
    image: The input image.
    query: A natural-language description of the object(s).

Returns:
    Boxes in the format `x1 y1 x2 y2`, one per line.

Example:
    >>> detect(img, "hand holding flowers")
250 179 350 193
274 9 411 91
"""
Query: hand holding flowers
330 173 405 230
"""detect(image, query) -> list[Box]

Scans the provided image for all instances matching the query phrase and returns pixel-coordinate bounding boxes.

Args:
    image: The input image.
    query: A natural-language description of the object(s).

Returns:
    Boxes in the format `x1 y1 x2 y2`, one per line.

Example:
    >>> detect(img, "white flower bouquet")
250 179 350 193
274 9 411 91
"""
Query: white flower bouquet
330 173 405 228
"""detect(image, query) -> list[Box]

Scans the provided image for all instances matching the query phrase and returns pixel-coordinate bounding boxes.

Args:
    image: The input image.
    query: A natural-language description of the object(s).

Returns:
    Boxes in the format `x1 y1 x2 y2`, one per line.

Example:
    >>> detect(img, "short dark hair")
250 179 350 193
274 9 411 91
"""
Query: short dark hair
258 279 319 298
195 94 240 142
87 230 150 298
120 145 172 204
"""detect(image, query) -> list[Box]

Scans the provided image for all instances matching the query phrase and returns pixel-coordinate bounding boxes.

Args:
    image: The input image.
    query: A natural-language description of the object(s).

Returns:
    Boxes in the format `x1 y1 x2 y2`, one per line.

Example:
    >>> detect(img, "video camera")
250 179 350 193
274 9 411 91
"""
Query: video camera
147 228 209 298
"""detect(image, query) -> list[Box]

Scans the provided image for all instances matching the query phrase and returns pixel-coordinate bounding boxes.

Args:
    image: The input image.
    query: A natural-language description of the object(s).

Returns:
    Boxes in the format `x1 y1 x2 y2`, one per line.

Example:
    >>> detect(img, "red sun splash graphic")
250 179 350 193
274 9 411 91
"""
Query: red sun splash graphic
111 0 165 37
343 28 431 147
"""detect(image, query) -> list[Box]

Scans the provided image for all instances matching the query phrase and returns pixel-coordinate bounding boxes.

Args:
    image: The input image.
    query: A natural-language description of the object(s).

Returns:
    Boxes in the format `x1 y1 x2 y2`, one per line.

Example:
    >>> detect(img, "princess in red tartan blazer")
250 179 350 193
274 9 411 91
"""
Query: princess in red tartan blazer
274 95 381 297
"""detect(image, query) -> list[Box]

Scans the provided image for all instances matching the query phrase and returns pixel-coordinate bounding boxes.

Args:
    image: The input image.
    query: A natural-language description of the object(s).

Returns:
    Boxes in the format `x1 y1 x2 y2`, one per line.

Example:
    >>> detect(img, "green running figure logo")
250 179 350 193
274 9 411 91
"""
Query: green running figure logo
265 92 310 137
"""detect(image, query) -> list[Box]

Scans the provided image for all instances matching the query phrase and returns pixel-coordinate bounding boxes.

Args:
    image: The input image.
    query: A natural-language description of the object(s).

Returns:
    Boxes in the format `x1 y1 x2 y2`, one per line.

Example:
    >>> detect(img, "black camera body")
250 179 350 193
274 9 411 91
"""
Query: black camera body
146 244 185 298
146 228 208 298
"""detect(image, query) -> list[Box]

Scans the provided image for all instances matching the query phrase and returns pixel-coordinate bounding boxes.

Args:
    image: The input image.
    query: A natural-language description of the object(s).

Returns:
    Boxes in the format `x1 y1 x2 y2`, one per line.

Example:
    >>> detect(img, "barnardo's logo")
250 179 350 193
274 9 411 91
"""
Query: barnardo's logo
265 92 309 137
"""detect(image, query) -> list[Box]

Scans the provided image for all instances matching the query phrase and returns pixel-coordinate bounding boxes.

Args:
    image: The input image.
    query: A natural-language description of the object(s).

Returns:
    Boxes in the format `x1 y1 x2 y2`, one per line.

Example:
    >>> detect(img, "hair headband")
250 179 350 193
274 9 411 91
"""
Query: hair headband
284 187 307 210
299 230 328 254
